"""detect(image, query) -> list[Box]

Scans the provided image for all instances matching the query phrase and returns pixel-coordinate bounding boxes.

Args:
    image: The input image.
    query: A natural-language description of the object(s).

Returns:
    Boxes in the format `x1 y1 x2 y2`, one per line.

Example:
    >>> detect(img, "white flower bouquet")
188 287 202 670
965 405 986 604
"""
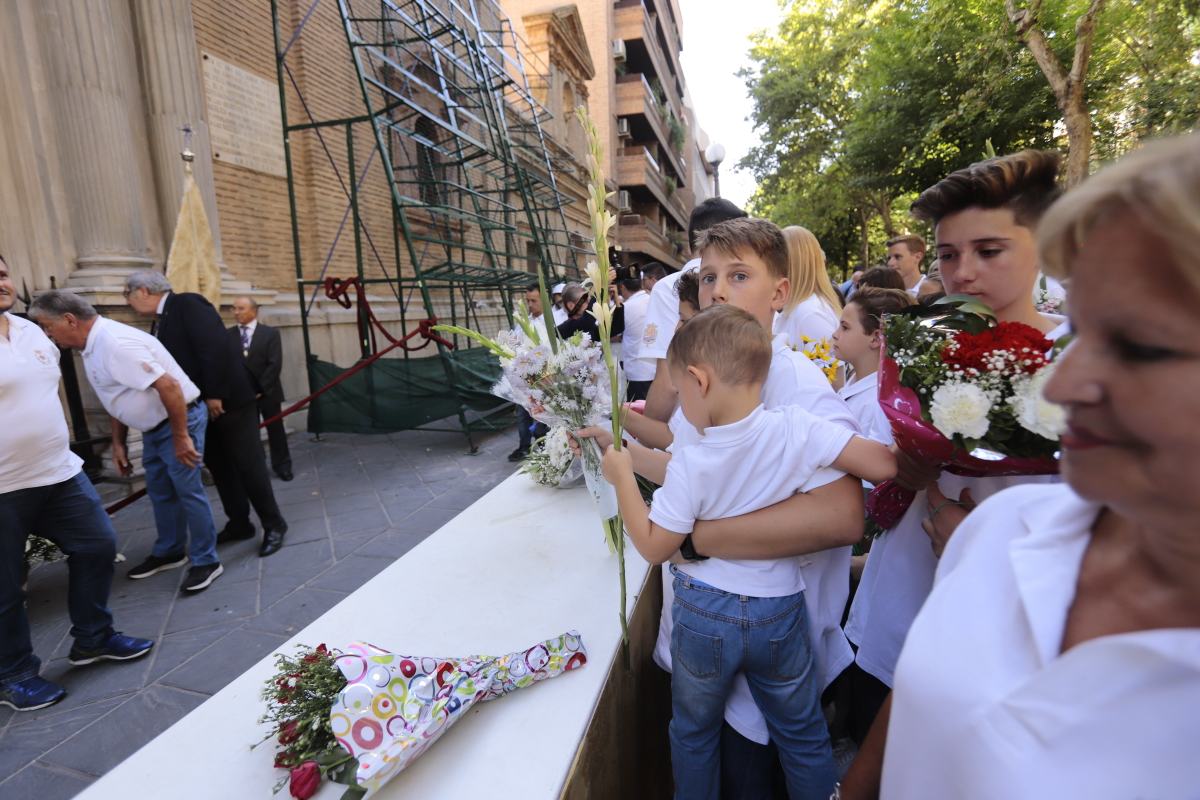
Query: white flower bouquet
866 297 1068 528
521 427 583 488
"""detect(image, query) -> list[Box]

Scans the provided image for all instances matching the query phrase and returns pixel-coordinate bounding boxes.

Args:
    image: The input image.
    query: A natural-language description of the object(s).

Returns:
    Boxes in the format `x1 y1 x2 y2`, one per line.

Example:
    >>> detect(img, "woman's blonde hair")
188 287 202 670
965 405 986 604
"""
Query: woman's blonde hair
781 225 842 315
1039 133 1200 290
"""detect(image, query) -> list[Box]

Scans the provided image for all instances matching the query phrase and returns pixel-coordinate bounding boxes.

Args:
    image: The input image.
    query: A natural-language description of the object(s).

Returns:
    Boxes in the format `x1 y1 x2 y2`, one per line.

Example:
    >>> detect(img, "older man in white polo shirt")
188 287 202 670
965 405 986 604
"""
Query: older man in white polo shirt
0 258 153 713
30 291 224 596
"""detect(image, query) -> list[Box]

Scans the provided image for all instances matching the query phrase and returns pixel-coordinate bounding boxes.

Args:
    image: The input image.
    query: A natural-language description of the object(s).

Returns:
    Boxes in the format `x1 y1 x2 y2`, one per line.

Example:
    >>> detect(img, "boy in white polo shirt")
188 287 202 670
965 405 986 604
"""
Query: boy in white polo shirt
604 305 896 800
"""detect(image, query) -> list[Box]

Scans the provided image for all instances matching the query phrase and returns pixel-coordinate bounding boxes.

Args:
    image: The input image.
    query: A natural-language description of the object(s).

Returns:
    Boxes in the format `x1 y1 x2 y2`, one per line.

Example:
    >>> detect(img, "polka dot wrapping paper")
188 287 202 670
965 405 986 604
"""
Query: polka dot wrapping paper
330 631 588 792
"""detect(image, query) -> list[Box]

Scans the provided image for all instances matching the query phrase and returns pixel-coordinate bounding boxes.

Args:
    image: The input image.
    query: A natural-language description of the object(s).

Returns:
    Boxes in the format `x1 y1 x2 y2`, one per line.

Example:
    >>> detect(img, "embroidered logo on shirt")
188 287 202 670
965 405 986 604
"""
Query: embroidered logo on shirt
643 323 657 345
140 361 156 374
33 349 51 365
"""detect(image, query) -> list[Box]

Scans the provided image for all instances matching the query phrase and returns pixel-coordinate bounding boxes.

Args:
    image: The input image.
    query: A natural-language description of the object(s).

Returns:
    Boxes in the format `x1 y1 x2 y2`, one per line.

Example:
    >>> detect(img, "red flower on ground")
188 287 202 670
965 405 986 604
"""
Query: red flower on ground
289 761 321 799
278 720 300 745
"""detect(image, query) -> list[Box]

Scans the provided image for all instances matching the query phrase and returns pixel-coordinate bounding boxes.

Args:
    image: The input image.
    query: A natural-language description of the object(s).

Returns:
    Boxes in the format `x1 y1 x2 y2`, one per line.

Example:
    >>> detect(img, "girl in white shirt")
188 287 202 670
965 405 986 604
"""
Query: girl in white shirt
830 288 915 448
774 226 842 349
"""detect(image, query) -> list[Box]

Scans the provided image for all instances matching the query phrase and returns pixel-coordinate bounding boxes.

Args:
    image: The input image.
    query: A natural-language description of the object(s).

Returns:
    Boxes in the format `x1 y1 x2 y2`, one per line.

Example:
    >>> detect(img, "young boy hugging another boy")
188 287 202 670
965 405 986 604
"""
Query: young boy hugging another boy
603 305 895 800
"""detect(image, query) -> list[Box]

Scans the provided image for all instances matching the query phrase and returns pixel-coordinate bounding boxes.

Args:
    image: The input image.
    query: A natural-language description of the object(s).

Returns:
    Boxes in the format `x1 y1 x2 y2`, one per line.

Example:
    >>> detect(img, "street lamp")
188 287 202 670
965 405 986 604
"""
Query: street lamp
705 142 726 198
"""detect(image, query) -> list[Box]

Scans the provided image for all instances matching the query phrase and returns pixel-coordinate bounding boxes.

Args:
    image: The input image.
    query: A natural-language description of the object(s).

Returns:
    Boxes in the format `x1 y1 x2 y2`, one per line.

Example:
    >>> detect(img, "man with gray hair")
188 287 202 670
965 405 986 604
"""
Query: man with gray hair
30 290 224 593
124 271 288 557
0 258 153 712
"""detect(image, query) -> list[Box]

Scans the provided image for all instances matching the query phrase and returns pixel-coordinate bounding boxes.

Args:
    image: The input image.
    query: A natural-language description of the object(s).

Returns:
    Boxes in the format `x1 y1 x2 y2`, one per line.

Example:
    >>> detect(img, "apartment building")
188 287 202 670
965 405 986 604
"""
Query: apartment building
506 0 716 269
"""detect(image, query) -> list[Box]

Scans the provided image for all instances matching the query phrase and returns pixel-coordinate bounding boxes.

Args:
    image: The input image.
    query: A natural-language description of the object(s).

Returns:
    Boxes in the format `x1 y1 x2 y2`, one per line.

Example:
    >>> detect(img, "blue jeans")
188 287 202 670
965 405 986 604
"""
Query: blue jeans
0 471 116 683
141 402 218 567
669 568 837 800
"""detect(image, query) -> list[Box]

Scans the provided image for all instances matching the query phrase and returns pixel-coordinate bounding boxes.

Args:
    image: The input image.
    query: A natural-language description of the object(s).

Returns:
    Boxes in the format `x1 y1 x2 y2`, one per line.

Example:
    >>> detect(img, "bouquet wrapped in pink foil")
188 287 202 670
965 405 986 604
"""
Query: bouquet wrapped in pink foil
866 298 1066 530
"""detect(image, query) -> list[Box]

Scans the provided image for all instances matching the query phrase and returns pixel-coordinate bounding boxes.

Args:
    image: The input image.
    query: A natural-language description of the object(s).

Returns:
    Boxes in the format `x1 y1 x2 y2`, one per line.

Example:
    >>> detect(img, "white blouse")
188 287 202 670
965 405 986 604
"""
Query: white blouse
773 294 839 351
883 483 1200 798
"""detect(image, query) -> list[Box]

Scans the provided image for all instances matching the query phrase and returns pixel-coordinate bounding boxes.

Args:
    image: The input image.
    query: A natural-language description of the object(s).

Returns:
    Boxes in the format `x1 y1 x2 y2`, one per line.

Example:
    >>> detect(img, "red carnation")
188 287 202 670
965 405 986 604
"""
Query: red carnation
278 720 300 745
289 761 321 799
942 322 1051 375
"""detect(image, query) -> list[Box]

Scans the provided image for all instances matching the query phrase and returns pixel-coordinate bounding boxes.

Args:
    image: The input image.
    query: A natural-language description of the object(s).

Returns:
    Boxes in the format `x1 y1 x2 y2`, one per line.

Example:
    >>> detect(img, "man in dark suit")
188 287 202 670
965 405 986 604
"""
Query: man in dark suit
230 297 292 481
123 271 288 557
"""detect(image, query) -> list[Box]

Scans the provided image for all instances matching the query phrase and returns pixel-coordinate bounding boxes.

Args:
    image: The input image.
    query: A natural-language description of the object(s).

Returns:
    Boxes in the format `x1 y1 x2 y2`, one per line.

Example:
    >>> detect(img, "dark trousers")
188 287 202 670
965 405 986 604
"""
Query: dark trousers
626 380 653 402
0 472 116 683
844 662 890 746
257 396 292 475
205 402 287 533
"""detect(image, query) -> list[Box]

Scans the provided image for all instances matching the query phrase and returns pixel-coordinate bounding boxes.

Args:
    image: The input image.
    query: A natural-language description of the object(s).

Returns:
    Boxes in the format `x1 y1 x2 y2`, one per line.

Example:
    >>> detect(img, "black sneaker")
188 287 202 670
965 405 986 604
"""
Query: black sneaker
181 563 223 593
507 448 529 462
69 632 154 666
127 553 188 580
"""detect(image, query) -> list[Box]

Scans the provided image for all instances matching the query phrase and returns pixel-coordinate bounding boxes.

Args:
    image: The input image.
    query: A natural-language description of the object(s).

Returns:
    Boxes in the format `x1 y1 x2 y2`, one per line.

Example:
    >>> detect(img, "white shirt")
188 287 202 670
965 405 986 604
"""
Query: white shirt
551 305 569 326
618 290 654 382
82 317 201 432
846 318 1068 687
838 371 890 446
655 335 861 743
883 483 1200 799
639 258 700 362
773 294 839 351
651 405 855 597
905 275 926 297
0 313 83 493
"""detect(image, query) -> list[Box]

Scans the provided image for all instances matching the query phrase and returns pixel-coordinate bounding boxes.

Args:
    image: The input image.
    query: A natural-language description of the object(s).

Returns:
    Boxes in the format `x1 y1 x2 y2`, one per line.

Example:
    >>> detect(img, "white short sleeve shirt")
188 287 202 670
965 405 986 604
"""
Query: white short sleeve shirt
639 258 700 362
838 372 891 446
650 405 854 597
883 483 1200 799
654 335 861 743
619 290 655 382
0 313 83 493
82 316 201 432
773 294 839 351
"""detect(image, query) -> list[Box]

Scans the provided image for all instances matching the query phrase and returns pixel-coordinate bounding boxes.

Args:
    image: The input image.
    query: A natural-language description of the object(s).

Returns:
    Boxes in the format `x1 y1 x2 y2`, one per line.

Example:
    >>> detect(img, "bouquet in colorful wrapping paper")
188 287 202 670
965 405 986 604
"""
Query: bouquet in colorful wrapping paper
866 297 1068 530
258 633 587 799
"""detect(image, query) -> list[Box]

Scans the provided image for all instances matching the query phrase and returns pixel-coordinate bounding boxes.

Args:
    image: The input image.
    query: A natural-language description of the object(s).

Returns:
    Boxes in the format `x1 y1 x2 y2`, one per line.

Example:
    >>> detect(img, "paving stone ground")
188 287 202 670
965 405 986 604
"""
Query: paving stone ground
0 425 518 799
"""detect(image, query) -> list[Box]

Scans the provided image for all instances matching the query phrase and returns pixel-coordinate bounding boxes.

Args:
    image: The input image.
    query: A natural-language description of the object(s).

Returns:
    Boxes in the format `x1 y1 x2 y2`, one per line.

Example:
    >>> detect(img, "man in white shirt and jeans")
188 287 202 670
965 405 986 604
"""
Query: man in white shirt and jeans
31 291 224 595
0 257 153 712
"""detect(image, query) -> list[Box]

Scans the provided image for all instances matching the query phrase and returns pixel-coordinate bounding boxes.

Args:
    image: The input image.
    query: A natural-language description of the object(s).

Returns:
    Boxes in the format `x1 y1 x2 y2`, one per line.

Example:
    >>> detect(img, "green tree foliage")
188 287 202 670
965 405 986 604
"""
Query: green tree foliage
744 0 1200 273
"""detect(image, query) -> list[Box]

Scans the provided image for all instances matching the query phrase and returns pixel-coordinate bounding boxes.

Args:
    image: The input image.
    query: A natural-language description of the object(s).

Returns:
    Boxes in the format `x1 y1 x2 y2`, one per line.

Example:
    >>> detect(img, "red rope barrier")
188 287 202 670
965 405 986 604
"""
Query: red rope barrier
103 281 455 516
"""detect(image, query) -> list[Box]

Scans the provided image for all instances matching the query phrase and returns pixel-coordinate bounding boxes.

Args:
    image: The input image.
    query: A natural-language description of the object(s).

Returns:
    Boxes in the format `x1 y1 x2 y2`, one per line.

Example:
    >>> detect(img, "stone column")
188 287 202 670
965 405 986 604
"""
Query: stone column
36 0 165 298
129 0 227 271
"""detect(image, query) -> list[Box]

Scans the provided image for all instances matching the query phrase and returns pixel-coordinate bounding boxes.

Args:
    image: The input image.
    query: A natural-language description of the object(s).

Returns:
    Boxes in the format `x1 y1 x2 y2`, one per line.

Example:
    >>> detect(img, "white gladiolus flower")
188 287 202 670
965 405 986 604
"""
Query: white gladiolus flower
1013 363 1067 439
929 381 993 440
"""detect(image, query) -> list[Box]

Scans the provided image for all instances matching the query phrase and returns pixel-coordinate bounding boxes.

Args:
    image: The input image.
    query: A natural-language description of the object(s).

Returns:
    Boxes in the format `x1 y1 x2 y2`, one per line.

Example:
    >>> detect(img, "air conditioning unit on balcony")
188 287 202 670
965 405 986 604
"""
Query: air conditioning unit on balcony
617 118 631 139
618 190 632 212
612 39 627 62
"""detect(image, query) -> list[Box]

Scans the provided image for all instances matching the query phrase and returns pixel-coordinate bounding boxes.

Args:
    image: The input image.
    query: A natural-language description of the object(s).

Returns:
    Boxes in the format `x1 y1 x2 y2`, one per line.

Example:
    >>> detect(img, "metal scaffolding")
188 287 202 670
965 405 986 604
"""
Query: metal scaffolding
270 0 587 451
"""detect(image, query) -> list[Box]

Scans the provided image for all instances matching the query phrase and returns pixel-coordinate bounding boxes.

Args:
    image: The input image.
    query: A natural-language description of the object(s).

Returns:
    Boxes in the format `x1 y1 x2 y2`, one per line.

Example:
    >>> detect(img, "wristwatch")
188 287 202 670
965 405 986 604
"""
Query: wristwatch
679 533 707 561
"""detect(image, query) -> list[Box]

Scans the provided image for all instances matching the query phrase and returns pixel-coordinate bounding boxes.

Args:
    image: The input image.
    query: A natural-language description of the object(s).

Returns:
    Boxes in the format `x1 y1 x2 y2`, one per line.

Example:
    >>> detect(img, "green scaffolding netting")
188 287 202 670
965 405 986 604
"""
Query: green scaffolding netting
305 348 515 435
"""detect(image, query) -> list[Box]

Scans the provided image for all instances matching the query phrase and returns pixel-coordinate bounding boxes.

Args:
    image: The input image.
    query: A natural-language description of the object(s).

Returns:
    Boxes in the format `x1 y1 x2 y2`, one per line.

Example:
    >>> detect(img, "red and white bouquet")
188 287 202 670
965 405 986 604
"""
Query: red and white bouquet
867 297 1068 529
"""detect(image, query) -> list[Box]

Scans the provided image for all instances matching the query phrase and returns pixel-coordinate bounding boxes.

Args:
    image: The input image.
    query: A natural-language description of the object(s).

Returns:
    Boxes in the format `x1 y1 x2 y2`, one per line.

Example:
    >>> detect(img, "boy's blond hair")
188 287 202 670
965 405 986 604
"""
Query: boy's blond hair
695 218 789 282
667 305 772 387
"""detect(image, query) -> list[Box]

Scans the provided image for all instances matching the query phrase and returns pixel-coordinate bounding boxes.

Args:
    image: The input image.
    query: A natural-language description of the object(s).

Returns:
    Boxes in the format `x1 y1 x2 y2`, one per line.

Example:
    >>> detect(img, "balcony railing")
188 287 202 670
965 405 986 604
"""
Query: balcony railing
614 1 684 122
615 74 687 185
616 147 688 229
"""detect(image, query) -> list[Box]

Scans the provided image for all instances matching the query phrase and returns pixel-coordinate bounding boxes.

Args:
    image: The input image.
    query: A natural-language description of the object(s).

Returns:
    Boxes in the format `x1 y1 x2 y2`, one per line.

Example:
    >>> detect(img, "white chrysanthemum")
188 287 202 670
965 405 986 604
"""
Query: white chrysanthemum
929 381 993 440
1013 363 1067 439
544 427 575 472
